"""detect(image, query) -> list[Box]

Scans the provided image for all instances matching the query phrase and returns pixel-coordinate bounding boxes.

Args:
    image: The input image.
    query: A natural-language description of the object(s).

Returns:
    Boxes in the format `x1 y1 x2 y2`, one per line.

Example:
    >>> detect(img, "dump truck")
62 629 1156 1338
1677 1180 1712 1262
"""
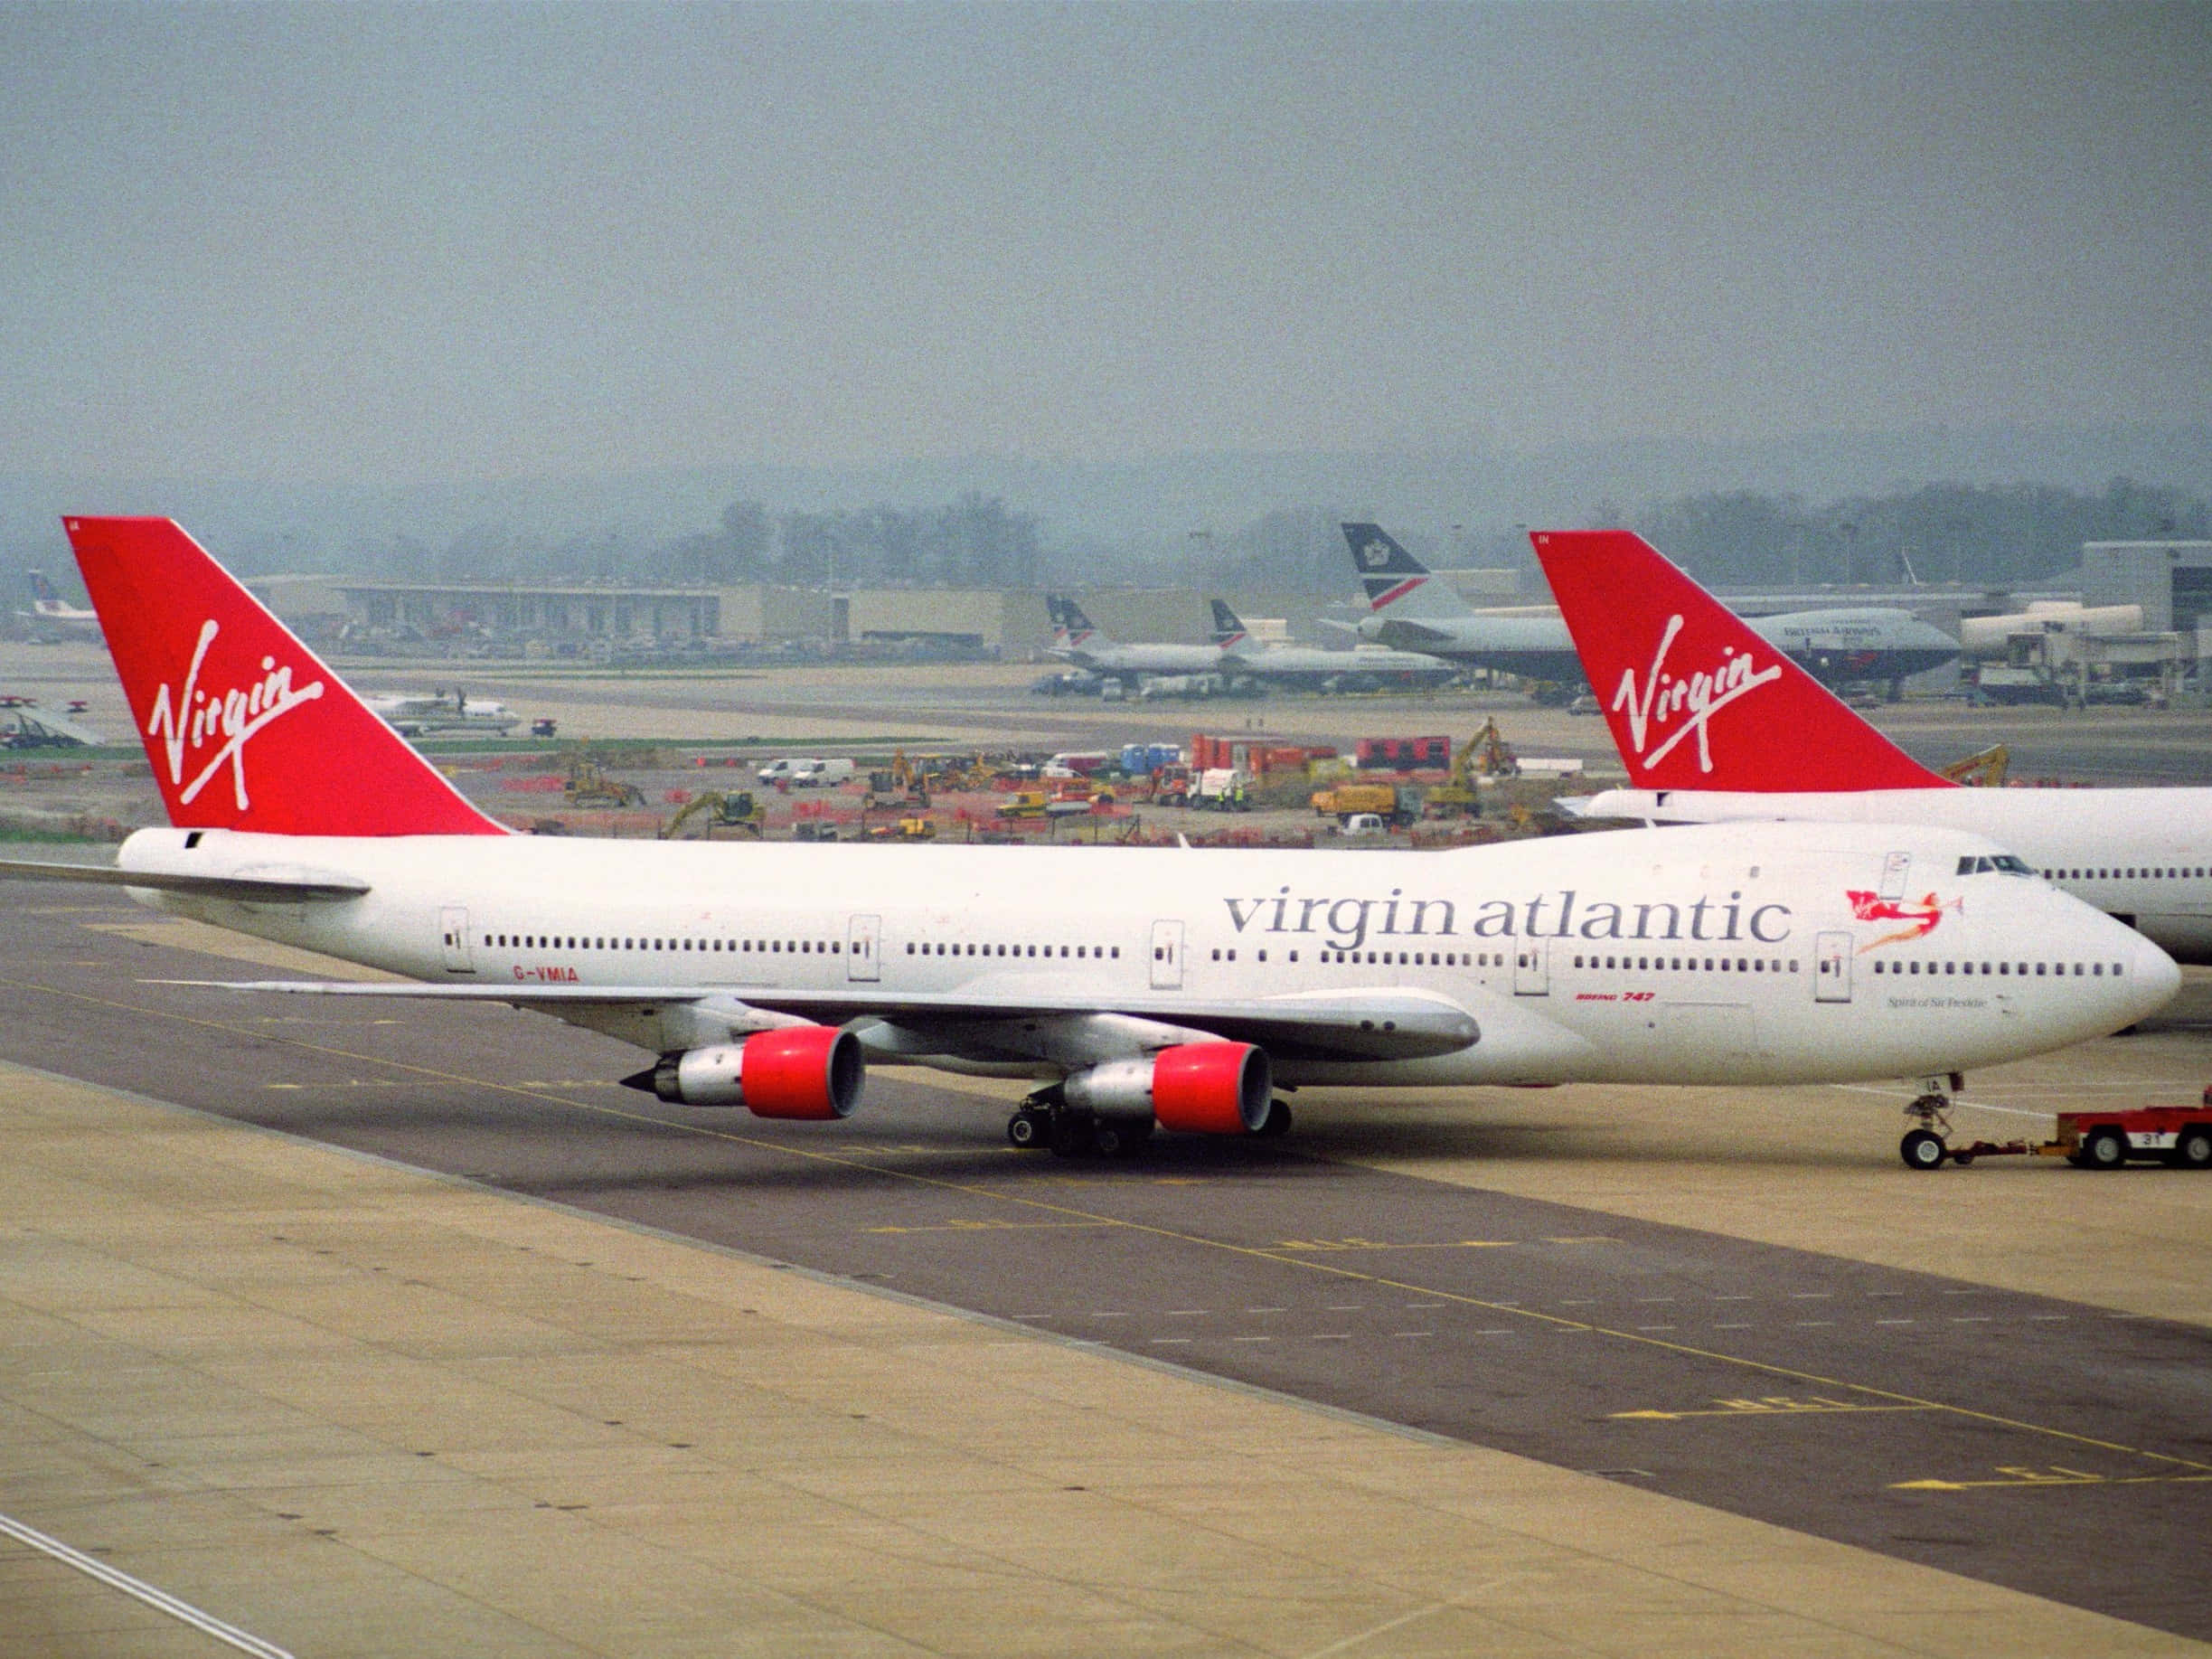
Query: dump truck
1310 780 1421 827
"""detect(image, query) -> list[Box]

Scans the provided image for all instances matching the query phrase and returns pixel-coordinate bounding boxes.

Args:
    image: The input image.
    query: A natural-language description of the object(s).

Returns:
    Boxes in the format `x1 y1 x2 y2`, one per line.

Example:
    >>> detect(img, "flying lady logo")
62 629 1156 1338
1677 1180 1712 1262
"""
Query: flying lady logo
1846 890 1957 951
145 619 325 811
1612 614 1785 773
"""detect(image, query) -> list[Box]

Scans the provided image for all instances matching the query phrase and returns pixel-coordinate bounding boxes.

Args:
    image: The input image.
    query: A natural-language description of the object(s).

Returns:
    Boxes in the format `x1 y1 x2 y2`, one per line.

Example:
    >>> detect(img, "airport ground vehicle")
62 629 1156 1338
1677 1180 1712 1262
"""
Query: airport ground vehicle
563 752 645 807
662 791 764 840
1426 721 1519 817
1899 1097 2212 1172
0 518 2178 1168
1312 781 1421 827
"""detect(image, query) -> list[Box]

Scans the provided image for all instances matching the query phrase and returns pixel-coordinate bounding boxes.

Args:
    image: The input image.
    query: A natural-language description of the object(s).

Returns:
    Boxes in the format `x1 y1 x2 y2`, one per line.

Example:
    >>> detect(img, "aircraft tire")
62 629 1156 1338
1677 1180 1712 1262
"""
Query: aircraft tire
1899 1129 1946 1171
1007 1110 1048 1150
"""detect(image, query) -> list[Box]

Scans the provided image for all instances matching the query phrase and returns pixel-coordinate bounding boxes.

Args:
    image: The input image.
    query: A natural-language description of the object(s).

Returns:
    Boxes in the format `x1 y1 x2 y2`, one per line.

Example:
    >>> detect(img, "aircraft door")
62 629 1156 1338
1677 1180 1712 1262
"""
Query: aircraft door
1813 930 1851 1003
1513 936 1549 996
1150 919 1184 989
847 914 881 983
1878 852 1910 900
438 906 473 974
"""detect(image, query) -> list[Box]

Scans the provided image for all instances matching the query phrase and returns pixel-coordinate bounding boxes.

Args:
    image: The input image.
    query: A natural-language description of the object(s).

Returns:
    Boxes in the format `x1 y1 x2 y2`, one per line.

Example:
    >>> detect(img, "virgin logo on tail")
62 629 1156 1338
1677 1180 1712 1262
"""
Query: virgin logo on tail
1613 614 1784 774
146 618 325 811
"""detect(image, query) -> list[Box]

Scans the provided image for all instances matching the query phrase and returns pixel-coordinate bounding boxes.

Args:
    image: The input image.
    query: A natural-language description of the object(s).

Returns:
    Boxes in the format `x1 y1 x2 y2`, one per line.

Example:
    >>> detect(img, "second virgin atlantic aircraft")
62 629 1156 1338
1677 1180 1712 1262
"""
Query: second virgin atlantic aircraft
1535 528 2212 966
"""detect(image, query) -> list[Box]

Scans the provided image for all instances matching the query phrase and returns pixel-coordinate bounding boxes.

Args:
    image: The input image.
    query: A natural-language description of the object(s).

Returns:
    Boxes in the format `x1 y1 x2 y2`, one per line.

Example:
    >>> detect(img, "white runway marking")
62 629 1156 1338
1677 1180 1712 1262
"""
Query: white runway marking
0 1510 295 1659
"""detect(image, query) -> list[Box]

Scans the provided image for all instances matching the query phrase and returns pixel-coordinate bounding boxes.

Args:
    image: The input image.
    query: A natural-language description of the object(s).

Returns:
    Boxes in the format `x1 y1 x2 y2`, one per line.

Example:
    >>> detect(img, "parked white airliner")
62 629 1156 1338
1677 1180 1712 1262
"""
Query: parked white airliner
0 519 2175 1162
1534 529 2212 966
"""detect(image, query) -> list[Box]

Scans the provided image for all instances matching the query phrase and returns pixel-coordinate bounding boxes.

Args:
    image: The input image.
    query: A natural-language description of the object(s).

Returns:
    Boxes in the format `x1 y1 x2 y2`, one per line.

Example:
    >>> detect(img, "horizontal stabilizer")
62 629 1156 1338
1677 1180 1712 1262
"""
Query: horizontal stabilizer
0 857 370 902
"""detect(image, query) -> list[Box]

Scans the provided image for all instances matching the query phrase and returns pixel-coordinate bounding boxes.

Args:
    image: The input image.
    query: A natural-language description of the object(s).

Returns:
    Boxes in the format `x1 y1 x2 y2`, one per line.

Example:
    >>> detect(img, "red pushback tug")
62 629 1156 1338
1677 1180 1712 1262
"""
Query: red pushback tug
1905 1087 2212 1171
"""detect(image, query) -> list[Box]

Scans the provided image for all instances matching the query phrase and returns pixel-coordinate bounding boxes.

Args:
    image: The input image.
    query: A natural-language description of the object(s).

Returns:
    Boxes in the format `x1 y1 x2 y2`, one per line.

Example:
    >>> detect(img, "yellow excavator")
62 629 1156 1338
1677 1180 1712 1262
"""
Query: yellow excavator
1425 720 1519 816
1940 744 2010 787
661 790 765 839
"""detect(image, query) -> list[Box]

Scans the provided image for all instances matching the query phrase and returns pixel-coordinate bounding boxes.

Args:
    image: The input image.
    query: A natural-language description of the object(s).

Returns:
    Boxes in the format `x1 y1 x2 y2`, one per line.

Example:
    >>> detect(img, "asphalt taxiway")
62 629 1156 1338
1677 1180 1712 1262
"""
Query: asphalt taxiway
3 891 2208 1655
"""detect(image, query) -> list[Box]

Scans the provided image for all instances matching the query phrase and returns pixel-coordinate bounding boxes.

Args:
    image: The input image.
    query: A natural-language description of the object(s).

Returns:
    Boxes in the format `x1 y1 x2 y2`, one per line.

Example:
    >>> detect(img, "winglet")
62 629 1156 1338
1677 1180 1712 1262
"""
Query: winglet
63 517 512 835
1529 529 1952 793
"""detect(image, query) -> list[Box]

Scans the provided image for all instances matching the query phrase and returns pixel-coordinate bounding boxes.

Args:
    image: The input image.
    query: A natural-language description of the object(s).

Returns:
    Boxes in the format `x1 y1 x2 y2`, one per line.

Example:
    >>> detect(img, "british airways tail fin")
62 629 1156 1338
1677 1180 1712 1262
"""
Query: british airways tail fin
62 517 511 835
1529 528 1952 794
1207 599 1250 648
1056 597 1110 648
1340 523 1476 621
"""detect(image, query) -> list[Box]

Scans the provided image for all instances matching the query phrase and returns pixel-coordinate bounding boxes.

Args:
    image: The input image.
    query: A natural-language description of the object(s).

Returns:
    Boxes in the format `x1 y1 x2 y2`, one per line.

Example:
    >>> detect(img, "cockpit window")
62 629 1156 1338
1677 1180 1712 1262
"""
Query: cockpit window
1956 853 2035 877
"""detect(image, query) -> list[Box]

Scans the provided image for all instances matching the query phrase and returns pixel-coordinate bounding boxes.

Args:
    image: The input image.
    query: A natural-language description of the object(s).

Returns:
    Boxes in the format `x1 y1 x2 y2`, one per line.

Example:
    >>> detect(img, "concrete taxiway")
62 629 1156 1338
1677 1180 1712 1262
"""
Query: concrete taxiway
3 891 2209 1655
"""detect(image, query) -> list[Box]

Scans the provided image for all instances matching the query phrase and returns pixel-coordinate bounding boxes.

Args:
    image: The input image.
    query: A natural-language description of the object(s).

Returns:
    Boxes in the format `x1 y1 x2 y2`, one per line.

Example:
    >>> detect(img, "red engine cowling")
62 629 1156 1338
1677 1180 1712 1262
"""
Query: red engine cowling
1146 1042 1272 1135
629 1027 864 1119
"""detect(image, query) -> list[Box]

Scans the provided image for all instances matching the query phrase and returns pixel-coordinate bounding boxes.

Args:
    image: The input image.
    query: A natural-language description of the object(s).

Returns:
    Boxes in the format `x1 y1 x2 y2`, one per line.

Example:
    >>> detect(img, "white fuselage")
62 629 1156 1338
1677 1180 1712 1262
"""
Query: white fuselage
1572 787 2212 965
116 818 2174 1089
1053 640 1227 678
1222 642 1456 690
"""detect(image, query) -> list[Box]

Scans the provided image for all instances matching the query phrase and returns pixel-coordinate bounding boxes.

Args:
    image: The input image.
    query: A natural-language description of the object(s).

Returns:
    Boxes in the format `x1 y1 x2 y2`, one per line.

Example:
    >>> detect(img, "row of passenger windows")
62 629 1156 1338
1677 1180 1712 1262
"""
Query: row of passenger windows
488 933 840 955
1872 958 2124 977
1576 953 1796 974
907 941 1120 959
2047 865 2204 881
1322 948 1494 966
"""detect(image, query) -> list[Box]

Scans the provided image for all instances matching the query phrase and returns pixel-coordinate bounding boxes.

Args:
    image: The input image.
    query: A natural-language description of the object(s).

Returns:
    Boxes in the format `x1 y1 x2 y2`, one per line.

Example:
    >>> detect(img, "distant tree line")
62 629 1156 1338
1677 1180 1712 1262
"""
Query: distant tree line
1637 478 2210 589
331 476 2207 594
662 493 1040 588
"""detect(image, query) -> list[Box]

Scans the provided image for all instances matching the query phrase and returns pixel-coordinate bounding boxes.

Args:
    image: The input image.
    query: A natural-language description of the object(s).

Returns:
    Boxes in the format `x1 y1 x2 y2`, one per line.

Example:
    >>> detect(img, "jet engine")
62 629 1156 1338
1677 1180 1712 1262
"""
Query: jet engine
625 1026 863 1119
1061 1042 1270 1135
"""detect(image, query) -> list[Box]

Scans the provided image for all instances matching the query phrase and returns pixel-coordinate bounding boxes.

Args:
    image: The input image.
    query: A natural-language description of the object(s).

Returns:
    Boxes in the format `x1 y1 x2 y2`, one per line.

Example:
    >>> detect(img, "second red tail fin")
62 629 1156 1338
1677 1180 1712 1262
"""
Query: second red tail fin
1530 529 1952 793
64 517 511 836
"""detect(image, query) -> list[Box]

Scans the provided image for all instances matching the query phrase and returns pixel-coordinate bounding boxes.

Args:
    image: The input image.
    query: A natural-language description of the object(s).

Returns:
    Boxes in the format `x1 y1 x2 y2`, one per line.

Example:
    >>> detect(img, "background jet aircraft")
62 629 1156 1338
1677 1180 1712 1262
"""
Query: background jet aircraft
1340 523 1960 699
14 570 103 640
1044 596 1228 686
1206 599 1456 693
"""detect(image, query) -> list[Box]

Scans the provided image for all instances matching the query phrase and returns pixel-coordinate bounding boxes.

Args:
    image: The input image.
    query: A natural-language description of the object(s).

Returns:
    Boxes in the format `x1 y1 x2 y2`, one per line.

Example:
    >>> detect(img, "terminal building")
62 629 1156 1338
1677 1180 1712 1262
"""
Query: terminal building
247 569 1521 657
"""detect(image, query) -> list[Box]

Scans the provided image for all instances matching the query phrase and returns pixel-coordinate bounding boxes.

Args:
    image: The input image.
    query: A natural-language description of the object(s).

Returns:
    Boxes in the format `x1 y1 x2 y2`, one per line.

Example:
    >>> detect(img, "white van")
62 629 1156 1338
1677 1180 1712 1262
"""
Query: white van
759 757 855 787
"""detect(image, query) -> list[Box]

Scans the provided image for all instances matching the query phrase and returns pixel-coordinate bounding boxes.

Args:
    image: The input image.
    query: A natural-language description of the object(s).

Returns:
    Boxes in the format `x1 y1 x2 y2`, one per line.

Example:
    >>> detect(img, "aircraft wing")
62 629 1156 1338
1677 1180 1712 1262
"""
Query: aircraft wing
0 857 371 903
160 978 1481 1062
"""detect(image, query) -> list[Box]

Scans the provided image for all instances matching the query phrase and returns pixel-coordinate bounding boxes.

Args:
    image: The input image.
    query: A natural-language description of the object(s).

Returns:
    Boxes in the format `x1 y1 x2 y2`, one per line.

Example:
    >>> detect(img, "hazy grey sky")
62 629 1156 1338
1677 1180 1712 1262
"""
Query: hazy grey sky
3 2 2207 483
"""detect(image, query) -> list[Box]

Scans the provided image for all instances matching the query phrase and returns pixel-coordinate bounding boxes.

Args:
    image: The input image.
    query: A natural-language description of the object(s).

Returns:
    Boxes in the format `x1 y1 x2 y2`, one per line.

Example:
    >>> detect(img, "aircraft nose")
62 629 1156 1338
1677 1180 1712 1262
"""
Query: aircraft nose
2123 928 2182 1021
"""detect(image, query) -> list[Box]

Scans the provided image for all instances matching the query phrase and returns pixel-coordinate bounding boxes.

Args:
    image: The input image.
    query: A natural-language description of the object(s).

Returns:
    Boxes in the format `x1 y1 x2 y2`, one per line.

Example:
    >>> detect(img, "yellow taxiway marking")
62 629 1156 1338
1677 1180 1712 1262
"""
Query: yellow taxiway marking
864 1218 1115 1235
1276 1237 1516 1252
1893 1465 2212 1493
1614 1395 1937 1421
10 962 2212 1490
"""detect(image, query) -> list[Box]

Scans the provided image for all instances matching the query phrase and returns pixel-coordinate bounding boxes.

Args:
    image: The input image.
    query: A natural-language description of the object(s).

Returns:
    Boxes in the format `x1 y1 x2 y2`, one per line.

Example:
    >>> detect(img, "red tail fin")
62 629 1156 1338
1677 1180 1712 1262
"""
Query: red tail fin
64 517 510 835
1530 529 1952 793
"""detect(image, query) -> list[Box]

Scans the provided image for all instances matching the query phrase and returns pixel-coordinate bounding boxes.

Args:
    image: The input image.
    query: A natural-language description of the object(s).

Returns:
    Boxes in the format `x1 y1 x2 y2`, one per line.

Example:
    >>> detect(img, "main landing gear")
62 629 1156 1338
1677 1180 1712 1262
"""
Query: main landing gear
1898 1073 1963 1171
1005 1094 1294 1156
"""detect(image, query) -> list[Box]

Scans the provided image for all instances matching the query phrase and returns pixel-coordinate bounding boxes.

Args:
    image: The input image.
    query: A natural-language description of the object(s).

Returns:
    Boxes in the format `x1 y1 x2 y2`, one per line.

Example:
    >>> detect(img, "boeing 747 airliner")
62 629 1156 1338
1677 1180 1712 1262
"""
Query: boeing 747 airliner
0 519 2173 1167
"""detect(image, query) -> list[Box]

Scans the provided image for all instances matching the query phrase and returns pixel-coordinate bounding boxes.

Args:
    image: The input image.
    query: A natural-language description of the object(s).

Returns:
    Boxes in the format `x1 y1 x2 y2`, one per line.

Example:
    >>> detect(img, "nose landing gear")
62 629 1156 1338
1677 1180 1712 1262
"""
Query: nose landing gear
1899 1074 1963 1170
